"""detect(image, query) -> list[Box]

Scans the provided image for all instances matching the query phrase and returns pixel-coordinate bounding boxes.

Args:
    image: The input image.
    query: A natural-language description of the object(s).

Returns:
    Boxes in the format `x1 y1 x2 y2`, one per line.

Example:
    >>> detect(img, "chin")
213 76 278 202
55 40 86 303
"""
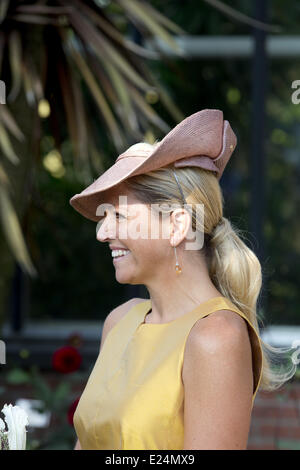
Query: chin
115 273 128 284
115 269 143 285
115 270 134 284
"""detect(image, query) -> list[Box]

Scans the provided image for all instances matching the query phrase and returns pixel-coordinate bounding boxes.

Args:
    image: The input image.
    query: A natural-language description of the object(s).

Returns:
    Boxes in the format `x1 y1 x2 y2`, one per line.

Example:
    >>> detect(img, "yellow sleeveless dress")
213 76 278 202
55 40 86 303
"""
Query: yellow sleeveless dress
73 296 263 450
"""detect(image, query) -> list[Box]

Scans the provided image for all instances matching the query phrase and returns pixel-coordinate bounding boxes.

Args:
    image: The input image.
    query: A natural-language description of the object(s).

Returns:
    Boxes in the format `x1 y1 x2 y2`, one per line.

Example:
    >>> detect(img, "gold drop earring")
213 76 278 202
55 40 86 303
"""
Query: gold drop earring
174 245 182 274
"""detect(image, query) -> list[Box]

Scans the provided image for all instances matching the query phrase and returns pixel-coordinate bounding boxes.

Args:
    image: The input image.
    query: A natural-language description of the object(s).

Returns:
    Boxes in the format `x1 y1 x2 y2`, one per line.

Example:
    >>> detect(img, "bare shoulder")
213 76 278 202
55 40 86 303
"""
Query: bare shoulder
182 309 254 449
182 309 251 382
105 297 147 329
99 298 147 352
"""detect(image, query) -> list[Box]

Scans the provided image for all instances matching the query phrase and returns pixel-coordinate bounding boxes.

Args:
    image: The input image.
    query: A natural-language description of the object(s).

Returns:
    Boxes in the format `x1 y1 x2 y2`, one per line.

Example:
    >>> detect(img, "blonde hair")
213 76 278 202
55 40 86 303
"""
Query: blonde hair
123 141 297 392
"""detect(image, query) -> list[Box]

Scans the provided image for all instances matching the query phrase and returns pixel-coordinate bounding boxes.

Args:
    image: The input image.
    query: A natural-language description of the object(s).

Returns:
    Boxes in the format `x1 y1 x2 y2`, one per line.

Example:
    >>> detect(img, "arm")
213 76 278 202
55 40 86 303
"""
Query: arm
183 310 254 450
73 297 145 450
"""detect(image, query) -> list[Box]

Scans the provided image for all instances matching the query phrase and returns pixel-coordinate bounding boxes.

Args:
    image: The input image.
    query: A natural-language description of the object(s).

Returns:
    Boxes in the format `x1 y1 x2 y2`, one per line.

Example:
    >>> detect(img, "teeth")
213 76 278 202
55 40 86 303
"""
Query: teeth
112 249 130 258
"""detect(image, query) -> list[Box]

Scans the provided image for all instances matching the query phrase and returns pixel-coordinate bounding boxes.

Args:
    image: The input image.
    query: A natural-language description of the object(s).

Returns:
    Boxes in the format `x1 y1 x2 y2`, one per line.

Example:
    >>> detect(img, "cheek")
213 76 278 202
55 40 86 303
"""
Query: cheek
118 213 147 240
146 242 169 264
119 210 169 247
146 212 171 241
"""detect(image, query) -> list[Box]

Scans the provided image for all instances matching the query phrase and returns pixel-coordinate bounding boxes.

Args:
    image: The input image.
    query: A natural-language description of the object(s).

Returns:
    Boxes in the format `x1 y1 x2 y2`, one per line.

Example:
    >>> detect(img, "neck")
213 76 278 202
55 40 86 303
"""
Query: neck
144 254 222 323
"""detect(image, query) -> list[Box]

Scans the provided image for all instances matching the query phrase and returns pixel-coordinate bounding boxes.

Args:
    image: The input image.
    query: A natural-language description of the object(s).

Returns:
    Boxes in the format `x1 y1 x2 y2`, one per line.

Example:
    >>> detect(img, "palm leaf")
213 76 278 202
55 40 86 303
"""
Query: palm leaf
56 59 80 159
0 182 37 278
66 34 125 151
69 70 89 172
137 1 187 35
7 30 22 102
26 57 44 102
22 58 36 106
68 0 160 60
7 14 62 26
127 83 171 134
0 106 25 142
0 123 20 164
90 52 141 139
0 0 192 279
0 161 9 186
203 0 282 33
0 32 5 76
117 0 185 55
0 0 9 24
81 103 106 177
138 62 186 124
15 5 72 15
67 8 153 93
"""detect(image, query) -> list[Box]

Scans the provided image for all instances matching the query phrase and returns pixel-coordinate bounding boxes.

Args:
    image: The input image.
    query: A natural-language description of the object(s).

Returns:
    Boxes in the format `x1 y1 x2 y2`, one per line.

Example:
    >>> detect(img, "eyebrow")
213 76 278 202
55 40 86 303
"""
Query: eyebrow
98 208 125 219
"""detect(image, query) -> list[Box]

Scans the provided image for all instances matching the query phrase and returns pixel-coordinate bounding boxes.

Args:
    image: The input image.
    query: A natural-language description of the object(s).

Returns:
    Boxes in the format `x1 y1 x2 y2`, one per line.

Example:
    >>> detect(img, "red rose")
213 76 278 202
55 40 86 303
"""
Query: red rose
68 397 80 426
52 346 82 373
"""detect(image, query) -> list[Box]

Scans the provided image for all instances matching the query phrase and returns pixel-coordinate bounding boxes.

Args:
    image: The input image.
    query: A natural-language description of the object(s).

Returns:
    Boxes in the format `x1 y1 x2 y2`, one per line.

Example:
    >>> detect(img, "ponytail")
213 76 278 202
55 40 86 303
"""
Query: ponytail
209 216 296 391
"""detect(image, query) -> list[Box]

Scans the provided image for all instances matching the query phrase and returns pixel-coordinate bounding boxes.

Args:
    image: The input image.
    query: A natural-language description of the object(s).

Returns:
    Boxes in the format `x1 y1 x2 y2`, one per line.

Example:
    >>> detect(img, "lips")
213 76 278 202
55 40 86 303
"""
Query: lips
109 246 128 251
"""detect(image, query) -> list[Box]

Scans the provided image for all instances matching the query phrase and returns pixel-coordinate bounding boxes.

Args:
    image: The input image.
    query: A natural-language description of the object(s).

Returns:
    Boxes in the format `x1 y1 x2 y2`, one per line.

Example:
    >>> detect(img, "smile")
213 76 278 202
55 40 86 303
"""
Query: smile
112 249 131 262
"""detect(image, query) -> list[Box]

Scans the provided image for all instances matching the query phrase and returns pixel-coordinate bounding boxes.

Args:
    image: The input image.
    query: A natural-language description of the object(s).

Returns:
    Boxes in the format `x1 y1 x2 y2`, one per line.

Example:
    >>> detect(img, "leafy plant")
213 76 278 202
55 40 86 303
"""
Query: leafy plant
0 0 187 279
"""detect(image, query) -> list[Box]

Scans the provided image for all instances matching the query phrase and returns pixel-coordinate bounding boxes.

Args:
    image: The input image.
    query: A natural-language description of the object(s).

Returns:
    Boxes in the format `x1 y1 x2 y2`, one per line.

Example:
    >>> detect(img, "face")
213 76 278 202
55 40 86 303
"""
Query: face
96 183 175 285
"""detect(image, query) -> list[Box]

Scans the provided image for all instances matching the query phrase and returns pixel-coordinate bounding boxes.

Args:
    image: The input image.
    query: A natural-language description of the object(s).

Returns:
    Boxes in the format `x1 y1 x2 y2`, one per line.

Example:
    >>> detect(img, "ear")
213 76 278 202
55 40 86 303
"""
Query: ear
170 208 191 246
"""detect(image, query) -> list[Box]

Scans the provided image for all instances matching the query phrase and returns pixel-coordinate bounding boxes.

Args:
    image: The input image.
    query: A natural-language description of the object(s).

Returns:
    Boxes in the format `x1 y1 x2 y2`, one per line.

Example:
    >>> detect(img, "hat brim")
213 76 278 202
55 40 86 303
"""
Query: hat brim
69 109 236 222
69 156 147 222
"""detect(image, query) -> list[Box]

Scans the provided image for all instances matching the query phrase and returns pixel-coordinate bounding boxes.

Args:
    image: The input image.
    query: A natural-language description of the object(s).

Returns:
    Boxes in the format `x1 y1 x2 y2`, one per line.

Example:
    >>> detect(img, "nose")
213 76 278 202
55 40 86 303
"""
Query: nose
96 216 118 243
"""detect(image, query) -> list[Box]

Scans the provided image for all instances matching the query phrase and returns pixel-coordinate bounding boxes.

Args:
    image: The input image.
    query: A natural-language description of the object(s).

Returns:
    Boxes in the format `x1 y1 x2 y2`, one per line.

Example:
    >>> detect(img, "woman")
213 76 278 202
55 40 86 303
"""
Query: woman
69 109 295 450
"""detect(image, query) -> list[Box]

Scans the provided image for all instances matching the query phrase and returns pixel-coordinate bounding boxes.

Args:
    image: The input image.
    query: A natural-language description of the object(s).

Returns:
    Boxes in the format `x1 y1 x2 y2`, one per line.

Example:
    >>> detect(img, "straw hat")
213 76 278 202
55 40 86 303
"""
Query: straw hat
69 109 237 222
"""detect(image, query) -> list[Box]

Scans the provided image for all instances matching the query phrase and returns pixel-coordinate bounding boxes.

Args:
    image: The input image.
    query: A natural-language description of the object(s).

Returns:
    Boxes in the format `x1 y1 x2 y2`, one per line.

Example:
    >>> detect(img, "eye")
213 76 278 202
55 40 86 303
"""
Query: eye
117 213 126 221
96 211 125 227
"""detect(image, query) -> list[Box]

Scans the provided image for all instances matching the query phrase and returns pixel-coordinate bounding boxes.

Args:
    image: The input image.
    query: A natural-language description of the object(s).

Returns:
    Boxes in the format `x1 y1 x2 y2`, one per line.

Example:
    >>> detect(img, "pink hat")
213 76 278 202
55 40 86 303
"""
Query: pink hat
69 109 237 222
